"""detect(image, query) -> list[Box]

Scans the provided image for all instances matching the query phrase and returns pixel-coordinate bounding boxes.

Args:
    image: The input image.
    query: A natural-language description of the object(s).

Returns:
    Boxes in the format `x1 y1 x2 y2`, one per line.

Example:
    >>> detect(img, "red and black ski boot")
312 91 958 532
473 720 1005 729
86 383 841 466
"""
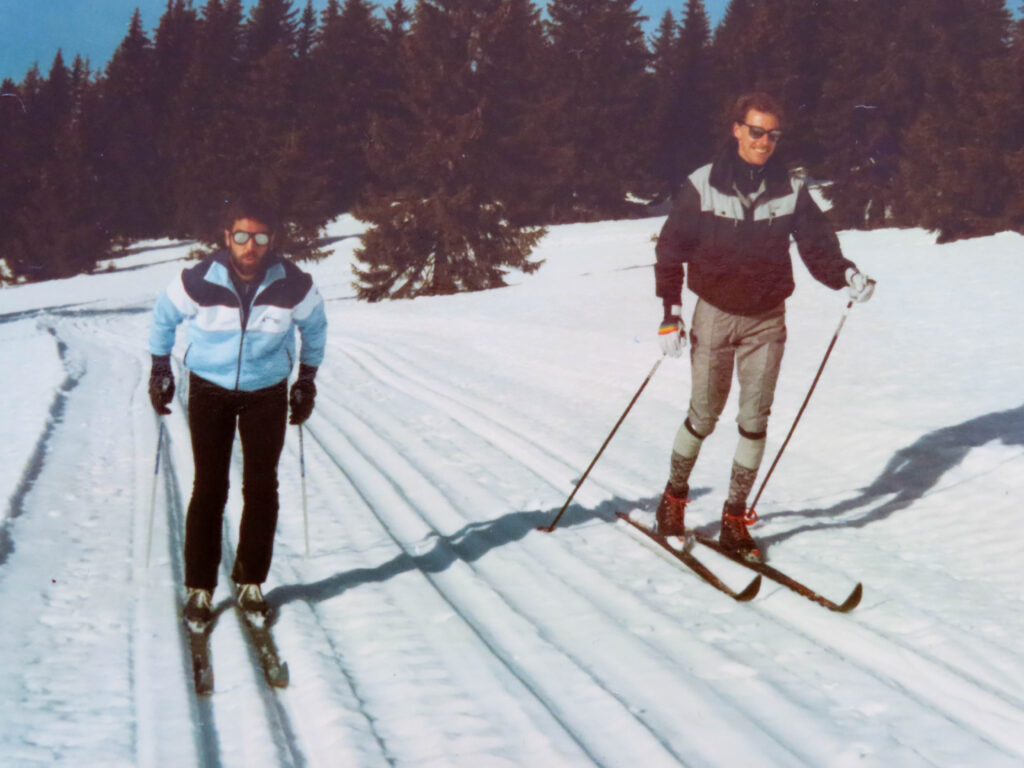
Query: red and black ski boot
655 484 689 537
719 502 763 563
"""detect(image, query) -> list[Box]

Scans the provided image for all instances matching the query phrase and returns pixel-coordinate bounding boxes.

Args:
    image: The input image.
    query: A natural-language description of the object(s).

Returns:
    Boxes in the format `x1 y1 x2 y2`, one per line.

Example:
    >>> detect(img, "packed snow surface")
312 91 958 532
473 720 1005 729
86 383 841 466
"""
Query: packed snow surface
2 216 1024 767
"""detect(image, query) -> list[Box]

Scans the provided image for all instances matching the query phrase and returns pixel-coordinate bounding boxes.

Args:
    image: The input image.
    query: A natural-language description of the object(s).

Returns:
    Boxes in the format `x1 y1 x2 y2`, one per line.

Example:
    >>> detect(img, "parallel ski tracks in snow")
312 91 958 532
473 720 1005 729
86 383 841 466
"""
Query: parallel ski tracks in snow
303 404 807 766
321 336 1024 765
328 337 651 504
63 315 306 767
11 313 1024 766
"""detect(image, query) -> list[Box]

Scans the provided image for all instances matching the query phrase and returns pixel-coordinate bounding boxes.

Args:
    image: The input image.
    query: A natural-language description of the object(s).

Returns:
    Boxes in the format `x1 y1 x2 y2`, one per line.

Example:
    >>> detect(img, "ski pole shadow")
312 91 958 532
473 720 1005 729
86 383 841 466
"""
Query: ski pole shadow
756 402 1024 548
267 490 701 610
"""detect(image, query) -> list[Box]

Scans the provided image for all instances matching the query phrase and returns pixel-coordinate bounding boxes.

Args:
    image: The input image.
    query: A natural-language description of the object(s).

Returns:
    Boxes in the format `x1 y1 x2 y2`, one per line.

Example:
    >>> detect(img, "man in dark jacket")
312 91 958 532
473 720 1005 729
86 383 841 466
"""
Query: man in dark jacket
653 92 874 561
148 198 328 628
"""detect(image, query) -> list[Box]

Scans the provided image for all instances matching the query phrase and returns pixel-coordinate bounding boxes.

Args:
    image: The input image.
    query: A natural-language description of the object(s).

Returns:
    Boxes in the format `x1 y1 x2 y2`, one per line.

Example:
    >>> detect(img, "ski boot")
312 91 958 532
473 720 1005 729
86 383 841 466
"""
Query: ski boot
719 502 763 563
183 587 213 633
237 583 270 625
655 483 689 537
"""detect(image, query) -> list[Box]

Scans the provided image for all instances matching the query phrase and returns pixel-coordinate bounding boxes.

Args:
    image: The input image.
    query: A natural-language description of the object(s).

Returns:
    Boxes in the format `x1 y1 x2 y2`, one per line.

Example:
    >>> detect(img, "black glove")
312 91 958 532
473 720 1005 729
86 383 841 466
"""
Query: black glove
148 355 175 415
289 364 317 425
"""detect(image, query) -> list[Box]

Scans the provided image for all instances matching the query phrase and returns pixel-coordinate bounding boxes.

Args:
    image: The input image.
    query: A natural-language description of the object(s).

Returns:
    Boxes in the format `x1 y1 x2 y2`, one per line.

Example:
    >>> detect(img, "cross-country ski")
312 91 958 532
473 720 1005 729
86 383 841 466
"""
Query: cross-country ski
691 532 863 612
616 511 761 601
187 628 214 697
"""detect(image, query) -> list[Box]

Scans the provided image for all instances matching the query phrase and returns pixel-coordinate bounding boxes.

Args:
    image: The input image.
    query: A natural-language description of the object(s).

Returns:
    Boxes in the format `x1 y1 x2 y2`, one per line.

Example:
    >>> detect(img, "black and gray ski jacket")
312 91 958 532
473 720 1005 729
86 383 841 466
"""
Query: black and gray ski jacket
655 146 855 317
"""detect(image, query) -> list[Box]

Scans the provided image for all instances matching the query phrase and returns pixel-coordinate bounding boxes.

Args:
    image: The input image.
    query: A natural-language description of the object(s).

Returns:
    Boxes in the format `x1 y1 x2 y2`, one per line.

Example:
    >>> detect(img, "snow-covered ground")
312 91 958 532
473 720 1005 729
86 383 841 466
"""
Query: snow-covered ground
2 215 1024 767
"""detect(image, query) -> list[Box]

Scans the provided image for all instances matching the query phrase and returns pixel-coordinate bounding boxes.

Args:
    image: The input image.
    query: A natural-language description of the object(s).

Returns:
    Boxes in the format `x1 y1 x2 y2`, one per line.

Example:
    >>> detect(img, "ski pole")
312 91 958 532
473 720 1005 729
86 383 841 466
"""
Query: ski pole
539 357 663 533
749 297 860 514
146 419 165 568
299 424 309 556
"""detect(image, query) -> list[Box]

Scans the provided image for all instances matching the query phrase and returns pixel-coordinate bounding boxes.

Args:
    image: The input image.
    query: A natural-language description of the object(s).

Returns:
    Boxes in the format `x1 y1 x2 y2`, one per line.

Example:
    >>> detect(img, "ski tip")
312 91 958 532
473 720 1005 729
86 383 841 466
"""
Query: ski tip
737 574 762 602
836 582 863 612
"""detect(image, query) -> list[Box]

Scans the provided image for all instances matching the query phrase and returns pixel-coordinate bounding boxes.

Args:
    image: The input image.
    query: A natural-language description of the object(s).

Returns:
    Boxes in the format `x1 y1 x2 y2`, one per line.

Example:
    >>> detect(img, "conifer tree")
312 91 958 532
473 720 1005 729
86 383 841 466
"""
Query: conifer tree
232 0 333 255
811 0 901 228
710 0 760 113
94 10 161 239
0 77 32 280
5 54 110 280
309 0 388 215
3 70 35 281
467 0 557 224
151 0 199 231
246 0 300 60
152 1 199 115
678 0 713 162
759 0 834 165
164 0 248 237
891 0 1015 240
296 0 318 62
544 0 652 220
1006 3 1024 232
379 0 413 124
353 0 545 301
816 0 1015 238
385 0 413 48
649 10 680 198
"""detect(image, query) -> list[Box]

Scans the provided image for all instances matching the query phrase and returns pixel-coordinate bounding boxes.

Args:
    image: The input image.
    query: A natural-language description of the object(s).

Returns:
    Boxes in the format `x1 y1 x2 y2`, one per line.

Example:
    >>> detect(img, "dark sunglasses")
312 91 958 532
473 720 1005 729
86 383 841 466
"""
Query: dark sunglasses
232 230 271 246
741 123 783 143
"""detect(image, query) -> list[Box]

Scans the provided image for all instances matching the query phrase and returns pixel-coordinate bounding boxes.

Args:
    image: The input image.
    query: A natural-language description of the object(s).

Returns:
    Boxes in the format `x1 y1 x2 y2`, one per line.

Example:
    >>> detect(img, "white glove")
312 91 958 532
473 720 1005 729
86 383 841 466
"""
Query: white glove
845 268 875 303
658 305 687 357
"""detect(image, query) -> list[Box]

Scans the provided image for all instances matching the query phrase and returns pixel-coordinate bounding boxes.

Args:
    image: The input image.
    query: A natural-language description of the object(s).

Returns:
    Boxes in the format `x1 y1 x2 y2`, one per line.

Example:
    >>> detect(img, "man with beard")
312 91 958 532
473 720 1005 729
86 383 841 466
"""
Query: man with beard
148 198 327 627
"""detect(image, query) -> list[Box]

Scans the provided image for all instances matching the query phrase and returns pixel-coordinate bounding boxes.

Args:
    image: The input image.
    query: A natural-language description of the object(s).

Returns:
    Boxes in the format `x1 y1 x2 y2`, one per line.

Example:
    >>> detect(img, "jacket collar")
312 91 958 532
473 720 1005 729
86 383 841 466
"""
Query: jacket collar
708 143 791 200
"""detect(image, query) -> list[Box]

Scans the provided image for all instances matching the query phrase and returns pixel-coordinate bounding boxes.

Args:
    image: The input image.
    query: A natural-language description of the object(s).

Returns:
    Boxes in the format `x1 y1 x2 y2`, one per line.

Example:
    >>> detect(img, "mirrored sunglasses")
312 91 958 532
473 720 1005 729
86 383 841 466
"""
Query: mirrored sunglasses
741 122 783 143
232 231 271 246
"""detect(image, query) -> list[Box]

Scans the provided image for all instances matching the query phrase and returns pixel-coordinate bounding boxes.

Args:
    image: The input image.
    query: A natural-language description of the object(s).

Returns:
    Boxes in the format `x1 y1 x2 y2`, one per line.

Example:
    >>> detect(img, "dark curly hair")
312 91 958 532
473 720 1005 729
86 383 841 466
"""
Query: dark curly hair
220 196 279 234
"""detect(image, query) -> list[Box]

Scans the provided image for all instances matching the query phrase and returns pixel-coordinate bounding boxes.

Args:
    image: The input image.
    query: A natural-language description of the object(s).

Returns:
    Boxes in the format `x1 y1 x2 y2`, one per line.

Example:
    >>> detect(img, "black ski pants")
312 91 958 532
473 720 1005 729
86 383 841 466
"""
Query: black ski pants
184 373 288 591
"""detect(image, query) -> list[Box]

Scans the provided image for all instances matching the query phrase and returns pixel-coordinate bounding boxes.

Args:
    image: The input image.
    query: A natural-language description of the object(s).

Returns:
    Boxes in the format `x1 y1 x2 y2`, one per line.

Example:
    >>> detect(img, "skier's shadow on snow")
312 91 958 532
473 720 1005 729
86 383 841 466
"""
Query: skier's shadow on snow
755 403 1024 548
268 495 656 609
266 405 1024 608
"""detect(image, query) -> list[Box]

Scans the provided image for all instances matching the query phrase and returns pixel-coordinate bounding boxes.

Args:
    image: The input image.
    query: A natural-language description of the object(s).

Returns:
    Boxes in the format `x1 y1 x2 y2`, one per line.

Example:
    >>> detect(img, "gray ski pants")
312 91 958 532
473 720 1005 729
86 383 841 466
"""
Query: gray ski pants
686 299 787 438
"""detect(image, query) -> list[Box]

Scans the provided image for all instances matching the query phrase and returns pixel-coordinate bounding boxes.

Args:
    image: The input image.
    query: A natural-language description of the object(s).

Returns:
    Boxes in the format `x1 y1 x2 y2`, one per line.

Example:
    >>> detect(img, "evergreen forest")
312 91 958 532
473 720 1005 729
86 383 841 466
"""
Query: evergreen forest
1 0 1022 298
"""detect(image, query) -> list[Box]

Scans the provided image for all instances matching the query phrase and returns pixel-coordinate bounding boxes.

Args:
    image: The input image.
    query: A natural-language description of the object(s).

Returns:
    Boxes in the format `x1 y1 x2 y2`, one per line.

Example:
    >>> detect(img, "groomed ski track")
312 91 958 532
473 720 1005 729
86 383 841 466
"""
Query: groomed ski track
3 223 1024 766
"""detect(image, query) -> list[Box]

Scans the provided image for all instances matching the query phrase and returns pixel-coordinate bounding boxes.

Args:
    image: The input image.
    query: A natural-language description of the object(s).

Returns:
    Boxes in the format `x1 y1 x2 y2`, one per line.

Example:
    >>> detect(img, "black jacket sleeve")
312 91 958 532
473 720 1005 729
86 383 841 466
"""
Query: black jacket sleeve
791 185 856 290
654 182 701 311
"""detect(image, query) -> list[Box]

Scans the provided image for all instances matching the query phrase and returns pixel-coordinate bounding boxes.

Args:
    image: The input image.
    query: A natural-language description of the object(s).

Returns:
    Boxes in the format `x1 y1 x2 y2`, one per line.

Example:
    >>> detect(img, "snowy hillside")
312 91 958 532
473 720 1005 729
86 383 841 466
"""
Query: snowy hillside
2 215 1024 767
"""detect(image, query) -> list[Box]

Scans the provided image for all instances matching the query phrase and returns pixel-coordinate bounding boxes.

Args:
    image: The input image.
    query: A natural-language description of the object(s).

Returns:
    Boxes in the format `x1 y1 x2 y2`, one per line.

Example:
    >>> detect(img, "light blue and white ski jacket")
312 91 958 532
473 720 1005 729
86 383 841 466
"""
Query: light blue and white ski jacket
149 250 327 391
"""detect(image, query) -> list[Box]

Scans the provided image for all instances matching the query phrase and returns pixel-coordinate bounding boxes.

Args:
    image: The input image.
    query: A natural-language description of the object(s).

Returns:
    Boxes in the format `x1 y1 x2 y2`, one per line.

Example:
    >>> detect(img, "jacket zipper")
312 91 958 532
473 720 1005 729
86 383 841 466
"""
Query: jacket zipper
232 280 260 391
234 314 246 390
209 259 280 391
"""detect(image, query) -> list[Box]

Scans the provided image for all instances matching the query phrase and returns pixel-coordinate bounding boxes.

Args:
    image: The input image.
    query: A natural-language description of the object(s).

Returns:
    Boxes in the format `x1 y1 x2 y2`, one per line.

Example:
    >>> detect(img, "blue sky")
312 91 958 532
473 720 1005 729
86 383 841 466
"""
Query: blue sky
0 0 729 82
